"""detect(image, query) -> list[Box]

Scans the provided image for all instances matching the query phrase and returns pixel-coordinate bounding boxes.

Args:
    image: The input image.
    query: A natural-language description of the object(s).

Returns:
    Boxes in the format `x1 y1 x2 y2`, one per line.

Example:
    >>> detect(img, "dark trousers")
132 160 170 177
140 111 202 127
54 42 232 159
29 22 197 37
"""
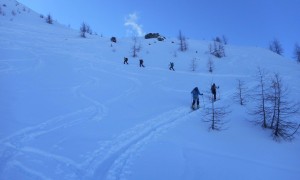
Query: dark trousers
213 93 216 101
192 98 199 106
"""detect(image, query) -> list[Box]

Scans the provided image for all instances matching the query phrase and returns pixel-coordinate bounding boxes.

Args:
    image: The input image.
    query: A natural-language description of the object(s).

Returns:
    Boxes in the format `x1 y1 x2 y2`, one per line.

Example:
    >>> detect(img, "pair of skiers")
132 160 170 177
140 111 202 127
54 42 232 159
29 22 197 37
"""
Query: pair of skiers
123 57 145 67
191 83 218 109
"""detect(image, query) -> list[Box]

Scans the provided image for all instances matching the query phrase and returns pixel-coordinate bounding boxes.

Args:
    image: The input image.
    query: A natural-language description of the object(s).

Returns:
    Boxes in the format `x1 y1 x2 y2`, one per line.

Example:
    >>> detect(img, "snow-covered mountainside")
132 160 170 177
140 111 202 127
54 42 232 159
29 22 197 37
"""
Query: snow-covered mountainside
1 0 300 179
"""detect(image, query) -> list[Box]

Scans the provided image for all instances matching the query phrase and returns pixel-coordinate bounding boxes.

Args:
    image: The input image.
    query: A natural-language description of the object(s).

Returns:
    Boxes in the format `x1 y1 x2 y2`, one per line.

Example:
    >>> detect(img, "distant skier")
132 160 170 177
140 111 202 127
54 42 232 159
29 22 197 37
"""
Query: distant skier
139 59 145 67
191 87 203 109
169 62 175 71
124 57 129 64
211 83 218 101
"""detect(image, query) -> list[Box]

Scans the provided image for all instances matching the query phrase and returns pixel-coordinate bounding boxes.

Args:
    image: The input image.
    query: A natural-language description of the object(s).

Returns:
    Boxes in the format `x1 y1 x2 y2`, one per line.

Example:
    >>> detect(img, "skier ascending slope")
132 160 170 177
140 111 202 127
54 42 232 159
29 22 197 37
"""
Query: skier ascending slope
169 62 175 71
139 59 145 67
211 83 219 101
191 87 203 110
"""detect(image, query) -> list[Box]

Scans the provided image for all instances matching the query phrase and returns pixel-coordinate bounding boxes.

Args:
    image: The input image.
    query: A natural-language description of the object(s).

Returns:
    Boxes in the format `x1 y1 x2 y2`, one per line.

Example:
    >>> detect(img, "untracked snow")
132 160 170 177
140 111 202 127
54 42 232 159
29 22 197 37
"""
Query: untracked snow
0 0 300 179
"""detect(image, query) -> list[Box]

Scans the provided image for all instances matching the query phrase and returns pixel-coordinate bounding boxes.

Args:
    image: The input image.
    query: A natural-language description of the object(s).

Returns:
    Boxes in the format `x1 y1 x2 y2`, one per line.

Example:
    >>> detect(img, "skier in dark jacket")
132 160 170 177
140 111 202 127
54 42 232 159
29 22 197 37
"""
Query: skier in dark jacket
211 83 218 101
169 62 175 71
191 87 203 109
139 59 145 67
124 57 129 64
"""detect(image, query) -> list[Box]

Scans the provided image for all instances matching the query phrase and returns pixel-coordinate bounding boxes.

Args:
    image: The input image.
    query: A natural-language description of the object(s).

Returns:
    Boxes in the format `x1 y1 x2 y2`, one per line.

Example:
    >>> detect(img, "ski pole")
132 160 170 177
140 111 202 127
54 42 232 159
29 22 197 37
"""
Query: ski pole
201 94 205 108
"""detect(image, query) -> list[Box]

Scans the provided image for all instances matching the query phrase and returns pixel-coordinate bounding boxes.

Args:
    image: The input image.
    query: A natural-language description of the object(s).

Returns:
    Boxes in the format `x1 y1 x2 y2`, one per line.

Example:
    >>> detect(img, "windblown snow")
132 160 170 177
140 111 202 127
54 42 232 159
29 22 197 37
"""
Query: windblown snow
0 0 299 180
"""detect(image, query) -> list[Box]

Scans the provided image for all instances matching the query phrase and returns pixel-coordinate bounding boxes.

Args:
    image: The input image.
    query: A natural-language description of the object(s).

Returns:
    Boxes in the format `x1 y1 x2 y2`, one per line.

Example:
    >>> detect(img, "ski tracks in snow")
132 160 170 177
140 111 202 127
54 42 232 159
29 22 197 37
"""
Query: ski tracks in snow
0 105 197 179
82 107 197 180
0 54 199 179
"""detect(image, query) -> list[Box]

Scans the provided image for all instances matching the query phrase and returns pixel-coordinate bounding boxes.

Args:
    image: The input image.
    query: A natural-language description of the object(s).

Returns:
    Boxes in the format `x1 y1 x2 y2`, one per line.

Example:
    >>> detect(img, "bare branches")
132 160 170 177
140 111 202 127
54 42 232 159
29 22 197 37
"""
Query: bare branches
203 95 230 131
270 73 300 141
250 69 300 141
131 36 141 58
209 38 226 58
250 67 269 128
294 43 300 63
269 38 284 55
178 30 188 52
234 79 248 106
46 14 53 24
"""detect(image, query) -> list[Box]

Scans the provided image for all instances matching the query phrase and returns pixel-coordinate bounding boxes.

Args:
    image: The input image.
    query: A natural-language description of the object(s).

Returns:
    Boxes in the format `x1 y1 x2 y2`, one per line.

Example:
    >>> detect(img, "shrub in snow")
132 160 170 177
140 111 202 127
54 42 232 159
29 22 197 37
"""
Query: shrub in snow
80 22 88 38
80 22 93 38
46 14 53 24
269 38 284 55
294 43 300 63
209 39 226 58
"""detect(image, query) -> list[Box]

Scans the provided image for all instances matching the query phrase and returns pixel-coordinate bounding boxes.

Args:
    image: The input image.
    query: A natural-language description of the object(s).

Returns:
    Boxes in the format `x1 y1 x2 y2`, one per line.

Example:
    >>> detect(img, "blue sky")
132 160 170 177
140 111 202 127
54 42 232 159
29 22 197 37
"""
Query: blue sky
18 0 299 58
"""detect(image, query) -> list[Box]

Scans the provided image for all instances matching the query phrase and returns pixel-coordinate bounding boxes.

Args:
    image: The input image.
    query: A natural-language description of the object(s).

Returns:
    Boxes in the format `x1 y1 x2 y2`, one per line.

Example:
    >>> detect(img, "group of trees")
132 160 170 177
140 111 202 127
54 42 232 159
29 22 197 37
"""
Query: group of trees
269 39 300 63
236 68 300 141
80 22 93 38
209 37 226 58
201 68 299 141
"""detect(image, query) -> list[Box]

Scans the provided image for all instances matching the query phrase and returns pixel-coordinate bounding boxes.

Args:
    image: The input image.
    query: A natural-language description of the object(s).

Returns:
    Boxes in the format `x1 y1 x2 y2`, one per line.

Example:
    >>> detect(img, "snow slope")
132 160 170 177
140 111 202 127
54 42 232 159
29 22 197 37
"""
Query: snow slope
1 0 300 179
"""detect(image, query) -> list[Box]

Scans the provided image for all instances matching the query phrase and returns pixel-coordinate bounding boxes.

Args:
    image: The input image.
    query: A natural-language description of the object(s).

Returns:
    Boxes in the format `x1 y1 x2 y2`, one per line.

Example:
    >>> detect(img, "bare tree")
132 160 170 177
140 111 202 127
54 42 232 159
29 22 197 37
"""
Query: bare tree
190 58 198 72
214 36 222 43
294 43 300 63
222 35 228 45
131 36 141 58
203 96 230 131
207 57 214 73
86 24 92 35
269 38 284 55
209 39 225 58
46 14 53 24
269 73 300 141
80 22 87 38
250 67 270 128
178 30 188 52
234 79 248 106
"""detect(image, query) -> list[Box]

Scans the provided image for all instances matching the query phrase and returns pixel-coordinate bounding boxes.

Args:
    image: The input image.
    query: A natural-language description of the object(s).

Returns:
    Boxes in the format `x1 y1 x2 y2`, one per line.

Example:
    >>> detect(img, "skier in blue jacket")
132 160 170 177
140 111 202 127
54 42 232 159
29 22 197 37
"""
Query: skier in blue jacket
191 87 203 109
